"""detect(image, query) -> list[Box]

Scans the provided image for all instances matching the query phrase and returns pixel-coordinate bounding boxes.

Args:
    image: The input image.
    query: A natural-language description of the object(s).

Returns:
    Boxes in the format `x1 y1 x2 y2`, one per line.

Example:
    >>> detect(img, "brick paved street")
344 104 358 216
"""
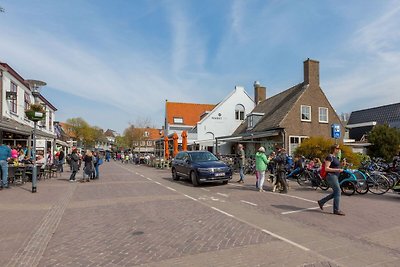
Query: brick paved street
1 161 399 266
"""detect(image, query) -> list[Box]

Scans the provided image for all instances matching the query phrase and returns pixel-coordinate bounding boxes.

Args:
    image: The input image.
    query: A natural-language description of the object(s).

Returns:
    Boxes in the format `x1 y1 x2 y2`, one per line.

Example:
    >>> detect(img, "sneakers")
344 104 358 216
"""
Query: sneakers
317 200 324 210
334 210 346 216
237 180 244 184
259 188 264 192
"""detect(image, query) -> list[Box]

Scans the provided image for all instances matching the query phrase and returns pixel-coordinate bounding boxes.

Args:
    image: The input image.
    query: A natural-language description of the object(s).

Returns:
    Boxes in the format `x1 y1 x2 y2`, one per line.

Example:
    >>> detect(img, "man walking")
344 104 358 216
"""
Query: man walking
236 144 245 183
0 143 11 189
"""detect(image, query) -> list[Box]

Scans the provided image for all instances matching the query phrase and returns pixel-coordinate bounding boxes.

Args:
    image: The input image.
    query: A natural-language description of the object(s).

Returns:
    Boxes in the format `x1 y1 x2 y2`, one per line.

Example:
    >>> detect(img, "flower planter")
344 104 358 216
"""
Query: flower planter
25 110 46 121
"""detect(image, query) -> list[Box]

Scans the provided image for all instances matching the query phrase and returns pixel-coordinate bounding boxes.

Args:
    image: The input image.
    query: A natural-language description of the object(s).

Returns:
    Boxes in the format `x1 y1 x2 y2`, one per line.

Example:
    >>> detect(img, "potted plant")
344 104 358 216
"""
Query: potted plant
25 103 46 121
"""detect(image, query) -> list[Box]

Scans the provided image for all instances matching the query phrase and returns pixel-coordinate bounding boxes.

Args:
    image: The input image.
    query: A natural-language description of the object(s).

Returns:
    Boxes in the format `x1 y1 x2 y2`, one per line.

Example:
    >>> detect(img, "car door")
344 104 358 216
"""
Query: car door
174 152 186 176
180 152 191 177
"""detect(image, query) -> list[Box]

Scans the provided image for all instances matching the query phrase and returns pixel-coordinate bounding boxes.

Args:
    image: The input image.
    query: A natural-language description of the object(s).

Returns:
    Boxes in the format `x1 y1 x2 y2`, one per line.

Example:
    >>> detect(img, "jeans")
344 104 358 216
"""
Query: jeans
70 170 77 181
95 165 99 178
287 167 301 178
0 160 8 187
257 171 265 190
319 173 341 212
239 166 245 181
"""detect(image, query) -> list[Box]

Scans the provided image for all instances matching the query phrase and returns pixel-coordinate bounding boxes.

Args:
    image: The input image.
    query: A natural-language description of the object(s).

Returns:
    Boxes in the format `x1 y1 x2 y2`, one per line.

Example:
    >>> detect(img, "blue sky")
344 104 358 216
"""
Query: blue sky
1 0 399 134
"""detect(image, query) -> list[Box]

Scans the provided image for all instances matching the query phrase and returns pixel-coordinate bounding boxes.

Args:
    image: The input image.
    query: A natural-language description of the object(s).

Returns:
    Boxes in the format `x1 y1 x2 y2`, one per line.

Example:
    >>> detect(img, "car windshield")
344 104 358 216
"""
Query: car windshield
190 152 218 162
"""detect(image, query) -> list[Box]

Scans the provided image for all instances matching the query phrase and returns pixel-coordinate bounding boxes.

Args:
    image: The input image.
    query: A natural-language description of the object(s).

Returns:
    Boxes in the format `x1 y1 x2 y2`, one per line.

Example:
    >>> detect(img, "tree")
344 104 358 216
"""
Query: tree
64 117 106 149
295 136 359 166
0 6 5 12
367 124 400 161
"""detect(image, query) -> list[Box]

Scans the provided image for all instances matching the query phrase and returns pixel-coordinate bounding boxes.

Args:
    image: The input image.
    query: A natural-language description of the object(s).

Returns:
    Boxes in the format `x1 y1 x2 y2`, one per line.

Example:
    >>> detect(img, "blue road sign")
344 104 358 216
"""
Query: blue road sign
331 124 341 139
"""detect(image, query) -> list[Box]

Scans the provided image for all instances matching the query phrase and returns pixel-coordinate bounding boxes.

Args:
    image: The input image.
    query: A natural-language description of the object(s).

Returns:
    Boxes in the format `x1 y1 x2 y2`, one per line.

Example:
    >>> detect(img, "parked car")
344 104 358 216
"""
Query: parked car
171 151 232 186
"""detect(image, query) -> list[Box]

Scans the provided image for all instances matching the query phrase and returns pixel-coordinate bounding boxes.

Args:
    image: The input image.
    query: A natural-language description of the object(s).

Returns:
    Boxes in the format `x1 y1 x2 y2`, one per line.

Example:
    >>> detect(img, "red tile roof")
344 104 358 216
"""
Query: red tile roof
166 102 216 126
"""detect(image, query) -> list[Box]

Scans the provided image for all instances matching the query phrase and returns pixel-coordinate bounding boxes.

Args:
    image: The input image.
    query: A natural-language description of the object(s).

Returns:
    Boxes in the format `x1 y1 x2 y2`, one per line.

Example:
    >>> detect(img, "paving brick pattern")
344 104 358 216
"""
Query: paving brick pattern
2 161 398 266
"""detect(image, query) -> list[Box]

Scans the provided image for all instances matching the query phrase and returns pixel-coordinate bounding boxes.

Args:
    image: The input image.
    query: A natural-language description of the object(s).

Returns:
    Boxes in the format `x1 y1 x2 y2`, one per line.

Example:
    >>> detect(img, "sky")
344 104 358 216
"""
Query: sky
1 0 399 134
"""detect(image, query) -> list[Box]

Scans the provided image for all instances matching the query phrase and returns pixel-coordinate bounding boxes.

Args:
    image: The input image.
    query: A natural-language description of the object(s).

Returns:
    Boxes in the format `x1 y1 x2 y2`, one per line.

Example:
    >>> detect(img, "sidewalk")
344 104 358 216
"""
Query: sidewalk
0 169 78 267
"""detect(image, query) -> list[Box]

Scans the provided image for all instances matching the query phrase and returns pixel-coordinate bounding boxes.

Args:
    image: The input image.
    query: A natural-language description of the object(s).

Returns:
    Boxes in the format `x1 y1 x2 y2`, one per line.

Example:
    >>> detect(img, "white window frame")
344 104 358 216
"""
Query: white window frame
235 104 245 121
318 107 328 123
146 140 152 146
301 105 311 122
289 135 309 156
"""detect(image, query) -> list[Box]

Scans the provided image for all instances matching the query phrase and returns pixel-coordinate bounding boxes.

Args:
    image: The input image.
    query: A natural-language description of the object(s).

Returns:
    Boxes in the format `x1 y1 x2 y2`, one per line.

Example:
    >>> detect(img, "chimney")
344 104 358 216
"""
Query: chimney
303 58 320 86
254 81 266 105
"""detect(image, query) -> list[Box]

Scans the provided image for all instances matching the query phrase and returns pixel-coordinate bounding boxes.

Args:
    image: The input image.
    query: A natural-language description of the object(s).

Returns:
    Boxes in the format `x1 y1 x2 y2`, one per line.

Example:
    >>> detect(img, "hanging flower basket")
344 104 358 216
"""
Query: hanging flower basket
25 104 46 122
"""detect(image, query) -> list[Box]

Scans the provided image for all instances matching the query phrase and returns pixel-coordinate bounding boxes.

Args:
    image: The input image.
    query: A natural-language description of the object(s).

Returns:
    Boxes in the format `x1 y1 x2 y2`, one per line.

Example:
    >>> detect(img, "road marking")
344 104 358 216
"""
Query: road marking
166 186 176 191
154 181 161 185
240 200 258 206
229 183 242 187
217 193 229 197
261 229 310 251
184 194 198 201
265 191 317 203
281 204 332 215
146 177 153 181
211 207 234 217
201 188 210 192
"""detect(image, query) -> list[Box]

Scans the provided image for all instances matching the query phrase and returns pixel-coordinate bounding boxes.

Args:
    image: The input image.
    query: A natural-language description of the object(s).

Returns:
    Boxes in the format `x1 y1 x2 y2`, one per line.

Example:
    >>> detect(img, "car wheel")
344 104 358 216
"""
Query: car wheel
172 168 180 181
191 171 199 186
222 180 228 185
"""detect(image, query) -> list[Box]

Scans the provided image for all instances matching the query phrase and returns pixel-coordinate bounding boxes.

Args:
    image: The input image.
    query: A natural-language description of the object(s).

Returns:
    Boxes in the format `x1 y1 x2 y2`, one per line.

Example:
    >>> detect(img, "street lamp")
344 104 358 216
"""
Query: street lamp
25 79 47 193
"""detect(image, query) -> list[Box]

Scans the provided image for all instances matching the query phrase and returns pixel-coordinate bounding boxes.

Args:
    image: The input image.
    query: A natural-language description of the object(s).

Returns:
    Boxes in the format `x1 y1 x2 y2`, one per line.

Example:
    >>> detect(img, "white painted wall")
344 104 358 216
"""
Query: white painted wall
195 86 255 154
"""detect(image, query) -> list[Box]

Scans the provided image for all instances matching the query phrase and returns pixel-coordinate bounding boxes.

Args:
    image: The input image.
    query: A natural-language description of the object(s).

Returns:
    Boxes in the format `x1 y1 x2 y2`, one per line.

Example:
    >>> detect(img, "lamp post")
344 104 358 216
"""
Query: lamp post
26 79 47 193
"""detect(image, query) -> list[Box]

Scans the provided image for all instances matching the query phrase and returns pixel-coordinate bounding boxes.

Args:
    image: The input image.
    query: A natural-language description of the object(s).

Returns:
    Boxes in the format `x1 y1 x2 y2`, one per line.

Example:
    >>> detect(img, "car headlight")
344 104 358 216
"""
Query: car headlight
197 167 214 172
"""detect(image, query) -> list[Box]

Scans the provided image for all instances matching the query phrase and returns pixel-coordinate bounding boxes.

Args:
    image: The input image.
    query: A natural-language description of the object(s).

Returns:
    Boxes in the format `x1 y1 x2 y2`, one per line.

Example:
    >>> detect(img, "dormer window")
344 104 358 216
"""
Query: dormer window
144 131 149 137
235 104 245 120
247 112 264 129
173 117 184 124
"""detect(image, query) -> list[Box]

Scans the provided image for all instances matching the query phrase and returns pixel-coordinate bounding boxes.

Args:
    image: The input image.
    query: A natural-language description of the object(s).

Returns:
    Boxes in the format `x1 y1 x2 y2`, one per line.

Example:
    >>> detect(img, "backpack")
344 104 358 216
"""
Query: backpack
320 162 327 179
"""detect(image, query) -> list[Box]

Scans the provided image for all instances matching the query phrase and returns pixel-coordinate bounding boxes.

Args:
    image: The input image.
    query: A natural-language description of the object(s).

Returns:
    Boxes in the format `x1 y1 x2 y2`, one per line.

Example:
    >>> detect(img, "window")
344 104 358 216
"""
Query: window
24 92 31 117
147 141 152 146
319 107 328 123
247 113 264 129
289 136 309 156
235 104 245 120
48 111 52 130
301 105 311 121
173 117 183 124
133 141 139 146
140 141 146 146
144 131 149 137
10 81 17 113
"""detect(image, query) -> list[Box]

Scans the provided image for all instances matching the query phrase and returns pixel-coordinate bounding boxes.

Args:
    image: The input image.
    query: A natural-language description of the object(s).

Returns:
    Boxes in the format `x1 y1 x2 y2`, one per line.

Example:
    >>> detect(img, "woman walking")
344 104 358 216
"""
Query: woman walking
255 147 270 192
317 145 345 216
82 150 94 182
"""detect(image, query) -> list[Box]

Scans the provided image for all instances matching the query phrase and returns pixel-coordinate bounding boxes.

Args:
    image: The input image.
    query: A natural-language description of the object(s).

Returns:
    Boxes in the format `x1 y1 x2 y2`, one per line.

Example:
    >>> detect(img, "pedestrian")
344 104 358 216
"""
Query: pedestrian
236 144 245 183
58 149 65 173
273 147 288 193
255 146 271 192
82 150 94 182
93 151 103 179
69 148 79 182
0 143 11 189
317 144 345 216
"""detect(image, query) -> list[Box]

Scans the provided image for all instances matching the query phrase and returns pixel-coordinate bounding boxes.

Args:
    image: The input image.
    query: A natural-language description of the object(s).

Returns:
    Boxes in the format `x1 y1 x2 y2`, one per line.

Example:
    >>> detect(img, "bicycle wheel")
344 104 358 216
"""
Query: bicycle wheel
355 180 369 194
319 180 330 191
341 181 356 196
368 174 390 195
296 173 308 186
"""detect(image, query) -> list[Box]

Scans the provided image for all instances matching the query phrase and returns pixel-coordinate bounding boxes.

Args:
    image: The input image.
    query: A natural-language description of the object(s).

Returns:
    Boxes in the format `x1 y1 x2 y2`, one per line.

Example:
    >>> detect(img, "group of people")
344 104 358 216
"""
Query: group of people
68 149 103 182
236 144 289 194
235 143 347 216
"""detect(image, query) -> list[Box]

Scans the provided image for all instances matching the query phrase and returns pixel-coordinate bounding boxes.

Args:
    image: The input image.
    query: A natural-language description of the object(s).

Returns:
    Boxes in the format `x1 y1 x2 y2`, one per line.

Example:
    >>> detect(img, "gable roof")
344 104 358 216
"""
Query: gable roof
138 127 163 140
104 129 117 137
198 86 254 124
348 102 400 126
166 101 216 126
234 83 307 135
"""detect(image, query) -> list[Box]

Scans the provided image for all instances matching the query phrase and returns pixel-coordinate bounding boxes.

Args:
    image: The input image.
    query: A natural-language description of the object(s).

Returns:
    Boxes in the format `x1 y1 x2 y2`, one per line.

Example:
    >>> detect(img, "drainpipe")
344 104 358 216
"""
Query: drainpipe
282 129 287 149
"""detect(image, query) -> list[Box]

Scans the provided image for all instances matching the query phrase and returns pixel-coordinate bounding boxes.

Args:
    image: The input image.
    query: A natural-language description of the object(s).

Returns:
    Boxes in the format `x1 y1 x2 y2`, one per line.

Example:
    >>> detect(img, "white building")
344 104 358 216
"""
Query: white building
194 86 255 154
0 62 56 155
